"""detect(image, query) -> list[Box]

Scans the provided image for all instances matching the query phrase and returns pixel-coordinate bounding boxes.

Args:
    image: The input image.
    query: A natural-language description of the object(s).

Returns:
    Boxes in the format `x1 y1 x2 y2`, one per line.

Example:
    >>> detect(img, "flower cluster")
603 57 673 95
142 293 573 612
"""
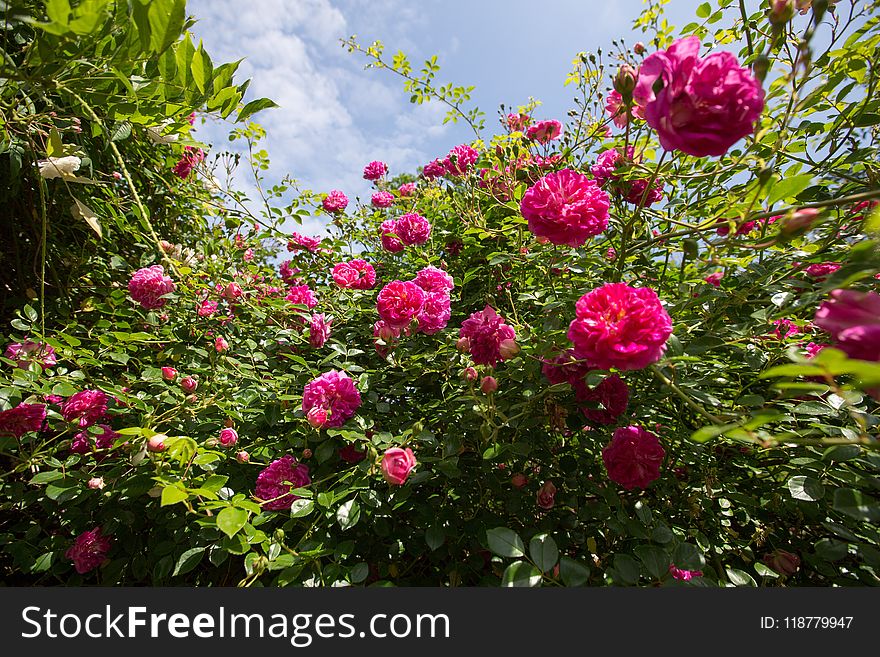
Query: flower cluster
128 265 176 310
301 370 362 429
520 169 610 246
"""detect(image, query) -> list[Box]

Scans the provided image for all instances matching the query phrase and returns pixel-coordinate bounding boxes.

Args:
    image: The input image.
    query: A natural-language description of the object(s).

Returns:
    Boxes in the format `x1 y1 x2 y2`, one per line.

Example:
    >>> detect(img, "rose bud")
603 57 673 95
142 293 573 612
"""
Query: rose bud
159 240 175 253
498 338 520 360
88 477 105 490
511 473 528 489
180 376 198 393
462 367 478 382
219 427 238 447
613 64 638 99
381 447 417 485
306 406 328 429
302 448 313 459
480 376 498 394
456 336 470 352
536 480 557 509
634 41 646 55
780 208 821 237
763 549 800 576
215 336 229 352
235 450 250 464
147 434 167 452
161 366 177 381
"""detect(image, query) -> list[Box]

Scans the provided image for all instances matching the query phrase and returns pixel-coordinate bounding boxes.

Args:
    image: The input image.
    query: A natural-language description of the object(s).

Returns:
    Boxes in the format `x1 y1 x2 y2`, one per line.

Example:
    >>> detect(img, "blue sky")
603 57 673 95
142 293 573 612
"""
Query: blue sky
188 0 706 236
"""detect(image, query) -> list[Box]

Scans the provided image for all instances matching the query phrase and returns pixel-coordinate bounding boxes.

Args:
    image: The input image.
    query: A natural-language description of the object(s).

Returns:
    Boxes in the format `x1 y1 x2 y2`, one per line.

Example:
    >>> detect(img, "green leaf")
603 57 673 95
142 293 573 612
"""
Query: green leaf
237 98 280 123
635 545 669 580
787 476 825 501
426 526 445 551
528 534 559 573
696 2 711 18
160 484 188 507
833 488 880 523
559 556 590 586
612 554 640 585
501 561 542 587
487 527 525 558
191 44 213 94
173 547 205 577
148 0 186 53
765 174 813 207
29 471 63 485
336 499 361 531
289 499 313 518
726 568 757 587
216 507 248 539
673 543 705 571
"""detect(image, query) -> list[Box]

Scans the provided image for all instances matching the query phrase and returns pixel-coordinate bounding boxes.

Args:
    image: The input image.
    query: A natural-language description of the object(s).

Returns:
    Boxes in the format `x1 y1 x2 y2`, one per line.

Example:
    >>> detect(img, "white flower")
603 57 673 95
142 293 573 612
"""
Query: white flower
37 155 81 179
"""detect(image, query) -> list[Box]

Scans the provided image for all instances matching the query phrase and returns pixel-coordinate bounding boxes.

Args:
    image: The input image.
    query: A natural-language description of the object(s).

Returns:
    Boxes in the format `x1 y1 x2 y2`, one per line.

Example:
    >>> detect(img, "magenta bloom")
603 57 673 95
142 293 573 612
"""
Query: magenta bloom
417 291 452 335
577 374 630 426
813 289 880 362
377 280 425 329
339 444 367 464
0 403 46 437
398 182 417 196
414 266 454 293
381 447 417 485
567 283 672 371
805 262 841 279
536 480 557 510
605 90 632 128
603 425 665 490
542 349 593 388
198 299 218 317
322 189 349 213
301 370 362 429
255 455 311 511
363 160 388 181
128 265 176 310
66 527 112 574
715 218 756 236
633 36 764 157
371 191 395 208
669 564 702 581
804 342 828 359
459 306 516 367
591 147 632 184
219 427 238 447
772 318 800 339
520 169 610 247
286 284 318 310
624 178 664 206
442 144 479 177
506 113 531 132
422 159 446 180
309 313 332 348
4 340 57 369
395 212 432 246
61 390 108 428
172 146 205 179
287 232 322 253
380 219 405 253
332 259 376 290
70 423 119 454
526 119 563 144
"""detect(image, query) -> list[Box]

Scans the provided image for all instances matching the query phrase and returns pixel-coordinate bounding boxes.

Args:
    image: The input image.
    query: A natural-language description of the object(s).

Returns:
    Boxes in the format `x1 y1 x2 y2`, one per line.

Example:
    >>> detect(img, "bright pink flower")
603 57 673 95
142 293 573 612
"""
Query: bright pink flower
381 447 417 485
526 119 563 144
704 272 724 287
301 370 362 429
371 191 395 208
161 366 177 381
567 283 672 370
128 265 176 310
377 280 425 329
414 266 454 293
339 444 367 464
416 291 452 335
180 376 198 393
322 189 349 213
633 36 764 157
772 318 800 339
380 219 405 253
506 113 531 132
520 169 610 246
422 159 446 180
88 477 105 490
606 247 617 261
306 406 328 428
236 450 250 463
223 282 243 301
395 212 431 246
61 390 108 428
363 160 388 181
669 564 702 581
287 232 322 253
255 455 311 511
591 147 632 184
804 262 841 279
813 289 880 362
198 299 218 317
172 146 205 179
243 248 254 262
214 336 229 352
577 374 629 425
309 313 332 348
804 342 828 358
605 90 632 128
219 427 238 447
0 403 46 437
71 423 119 454
332 259 376 290
398 182 417 196
442 144 479 177
603 425 665 489
459 306 516 367
536 480 557 509
624 177 664 206
286 285 318 309
463 366 478 382
715 218 756 236
66 527 111 574
4 340 57 369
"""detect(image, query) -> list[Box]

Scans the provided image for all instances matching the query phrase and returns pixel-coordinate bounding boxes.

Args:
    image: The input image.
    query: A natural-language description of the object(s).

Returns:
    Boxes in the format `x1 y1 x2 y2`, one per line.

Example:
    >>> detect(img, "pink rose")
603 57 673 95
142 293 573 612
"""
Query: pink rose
442 144 479 177
371 191 395 208
255 455 311 511
235 450 250 463
520 169 610 246
287 232 322 253
322 189 349 213
395 212 431 246
381 447 417 485
380 219 405 253
61 390 108 428
813 289 880 362
66 527 111 574
459 306 516 367
422 159 446 180
180 376 198 393
302 370 361 429
4 340 57 369
309 313 332 348
602 426 665 490
398 182 417 196
332 259 376 290
0 403 46 438
219 428 238 447
147 434 167 452
377 280 426 329
704 272 724 287
526 119 562 144
363 160 388 181
536 480 557 509
128 265 176 310
214 336 229 352
480 376 498 394
633 36 764 157
576 374 629 426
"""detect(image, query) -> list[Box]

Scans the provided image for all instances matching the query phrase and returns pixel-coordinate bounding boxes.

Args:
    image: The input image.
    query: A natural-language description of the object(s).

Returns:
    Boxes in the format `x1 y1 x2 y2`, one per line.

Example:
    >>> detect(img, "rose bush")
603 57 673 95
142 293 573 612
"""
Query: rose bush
0 0 879 588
